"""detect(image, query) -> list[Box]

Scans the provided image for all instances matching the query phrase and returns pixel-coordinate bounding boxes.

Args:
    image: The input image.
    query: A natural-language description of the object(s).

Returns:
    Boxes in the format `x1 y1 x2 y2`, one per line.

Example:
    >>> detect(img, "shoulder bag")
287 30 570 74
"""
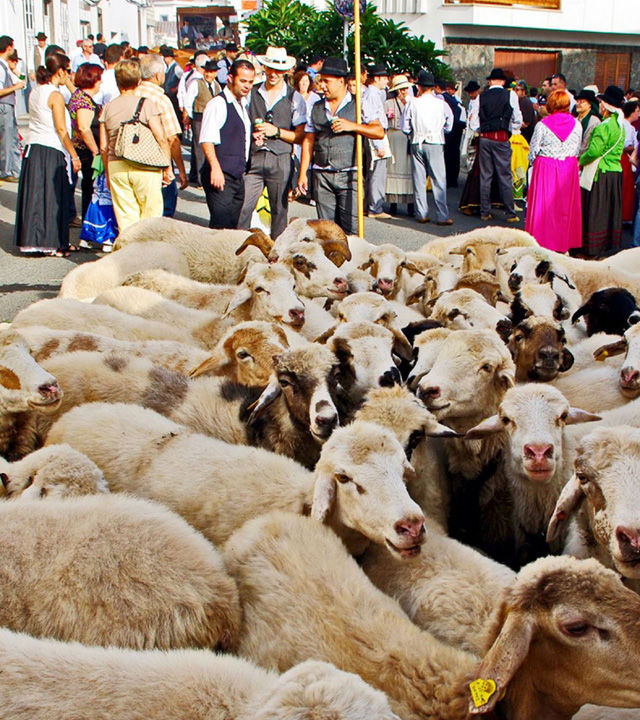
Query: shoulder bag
115 97 170 168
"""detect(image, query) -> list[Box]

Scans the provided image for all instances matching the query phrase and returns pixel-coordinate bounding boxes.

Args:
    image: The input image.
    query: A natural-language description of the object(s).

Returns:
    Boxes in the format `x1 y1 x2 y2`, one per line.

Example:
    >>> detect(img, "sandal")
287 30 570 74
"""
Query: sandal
53 250 70 258
68 244 80 252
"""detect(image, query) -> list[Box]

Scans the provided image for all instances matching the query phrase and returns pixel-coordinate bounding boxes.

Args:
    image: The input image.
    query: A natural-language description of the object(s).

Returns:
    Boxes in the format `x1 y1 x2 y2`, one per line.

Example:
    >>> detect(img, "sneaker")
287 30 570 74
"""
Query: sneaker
480 213 493 221
506 215 521 223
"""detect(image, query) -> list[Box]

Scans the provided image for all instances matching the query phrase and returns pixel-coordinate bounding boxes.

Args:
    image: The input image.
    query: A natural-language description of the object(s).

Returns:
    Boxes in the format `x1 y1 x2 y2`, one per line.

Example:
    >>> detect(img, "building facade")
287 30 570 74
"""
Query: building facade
374 0 640 92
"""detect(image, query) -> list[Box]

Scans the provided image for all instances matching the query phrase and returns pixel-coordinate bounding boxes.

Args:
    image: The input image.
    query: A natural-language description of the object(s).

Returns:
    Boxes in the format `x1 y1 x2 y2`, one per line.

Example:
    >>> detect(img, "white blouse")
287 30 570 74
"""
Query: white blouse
528 119 582 164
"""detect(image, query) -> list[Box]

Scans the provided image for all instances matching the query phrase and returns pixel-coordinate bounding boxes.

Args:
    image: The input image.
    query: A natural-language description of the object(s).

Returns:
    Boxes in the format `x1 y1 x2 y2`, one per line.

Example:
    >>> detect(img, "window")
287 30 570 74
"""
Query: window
594 52 631 91
444 0 560 8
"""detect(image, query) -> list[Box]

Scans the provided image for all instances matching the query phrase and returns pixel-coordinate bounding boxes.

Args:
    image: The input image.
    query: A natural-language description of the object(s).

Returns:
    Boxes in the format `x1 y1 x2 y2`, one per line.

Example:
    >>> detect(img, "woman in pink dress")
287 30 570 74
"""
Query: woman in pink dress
525 90 582 252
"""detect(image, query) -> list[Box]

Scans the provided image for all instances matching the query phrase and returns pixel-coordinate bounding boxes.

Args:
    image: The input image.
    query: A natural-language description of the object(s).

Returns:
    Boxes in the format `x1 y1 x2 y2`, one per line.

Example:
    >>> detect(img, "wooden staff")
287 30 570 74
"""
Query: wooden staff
353 0 364 237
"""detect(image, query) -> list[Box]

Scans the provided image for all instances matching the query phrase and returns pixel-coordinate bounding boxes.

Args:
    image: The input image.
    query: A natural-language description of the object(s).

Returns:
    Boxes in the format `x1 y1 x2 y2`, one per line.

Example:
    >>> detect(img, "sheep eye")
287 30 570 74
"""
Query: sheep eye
501 416 511 425
510 262 517 272
480 364 492 372
24 476 34 489
335 473 351 484
559 411 568 422
293 258 305 268
563 622 590 637
0 473 8 489
236 349 251 360
576 472 589 484
278 377 291 388
255 287 265 293
40 487 48 498
515 334 524 342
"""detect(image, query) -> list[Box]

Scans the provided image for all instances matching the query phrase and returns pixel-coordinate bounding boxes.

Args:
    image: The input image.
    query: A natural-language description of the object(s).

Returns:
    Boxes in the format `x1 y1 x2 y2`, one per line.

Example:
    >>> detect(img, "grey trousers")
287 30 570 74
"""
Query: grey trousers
367 157 388 214
190 117 205 182
314 169 358 236
238 151 293 239
479 138 516 217
0 104 21 179
410 142 449 222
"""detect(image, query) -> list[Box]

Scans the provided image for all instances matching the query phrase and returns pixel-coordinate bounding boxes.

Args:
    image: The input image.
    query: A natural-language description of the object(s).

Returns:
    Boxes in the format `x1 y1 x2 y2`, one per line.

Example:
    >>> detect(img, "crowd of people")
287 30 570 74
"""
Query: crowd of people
1 30 639 258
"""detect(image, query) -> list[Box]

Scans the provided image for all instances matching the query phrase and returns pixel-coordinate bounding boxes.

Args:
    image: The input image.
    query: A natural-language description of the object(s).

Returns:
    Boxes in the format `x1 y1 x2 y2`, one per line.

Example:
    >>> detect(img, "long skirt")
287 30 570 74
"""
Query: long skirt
621 152 636 223
385 128 413 204
525 156 581 252
581 170 623 257
15 143 70 253
459 139 502 215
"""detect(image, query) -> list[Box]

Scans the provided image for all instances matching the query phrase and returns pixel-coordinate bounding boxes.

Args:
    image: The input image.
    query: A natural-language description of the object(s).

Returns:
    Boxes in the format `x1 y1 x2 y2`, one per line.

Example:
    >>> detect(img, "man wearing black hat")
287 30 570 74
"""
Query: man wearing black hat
363 63 391 218
400 70 453 225
162 47 184 128
298 57 384 235
442 80 466 188
477 68 522 222
217 43 239 88
575 88 601 155
31 32 47 83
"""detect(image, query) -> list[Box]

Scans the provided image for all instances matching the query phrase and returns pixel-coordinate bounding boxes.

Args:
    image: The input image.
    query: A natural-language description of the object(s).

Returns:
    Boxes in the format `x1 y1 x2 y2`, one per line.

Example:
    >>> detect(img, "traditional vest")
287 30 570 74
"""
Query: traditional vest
479 87 513 135
163 62 180 97
249 83 295 156
193 78 220 118
216 96 247 179
311 96 357 171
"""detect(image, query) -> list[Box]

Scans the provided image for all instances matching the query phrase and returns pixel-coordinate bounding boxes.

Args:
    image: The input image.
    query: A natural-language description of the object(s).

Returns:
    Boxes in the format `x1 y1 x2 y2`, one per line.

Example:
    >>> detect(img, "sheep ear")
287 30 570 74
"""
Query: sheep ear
593 339 627 362
402 458 418 485
465 415 504 440
188 348 230 378
247 379 282 425
400 260 425 276
546 474 585 543
534 259 551 279
559 348 574 373
495 368 515 391
331 337 353 366
470 610 534 715
406 284 426 305
358 258 374 271
311 472 336 522
427 422 460 438
0 471 8 490
391 329 414 363
223 288 253 318
571 303 589 325
314 325 337 344
565 407 601 425
549 269 576 290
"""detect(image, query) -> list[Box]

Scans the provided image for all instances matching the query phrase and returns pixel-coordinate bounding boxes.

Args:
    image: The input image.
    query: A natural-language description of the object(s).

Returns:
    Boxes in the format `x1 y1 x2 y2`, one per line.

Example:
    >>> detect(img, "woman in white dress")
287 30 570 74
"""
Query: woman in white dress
384 74 414 216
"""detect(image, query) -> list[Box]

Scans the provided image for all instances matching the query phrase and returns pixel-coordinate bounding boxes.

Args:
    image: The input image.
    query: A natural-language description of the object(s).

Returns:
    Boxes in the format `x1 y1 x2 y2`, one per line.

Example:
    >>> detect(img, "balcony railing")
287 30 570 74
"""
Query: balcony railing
444 0 560 8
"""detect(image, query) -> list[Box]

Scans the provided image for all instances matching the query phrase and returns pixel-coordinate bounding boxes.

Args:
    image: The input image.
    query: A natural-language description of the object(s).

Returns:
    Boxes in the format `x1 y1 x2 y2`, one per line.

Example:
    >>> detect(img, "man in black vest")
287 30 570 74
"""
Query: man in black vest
237 46 306 239
199 60 255 229
442 80 466 188
298 57 384 235
478 67 522 222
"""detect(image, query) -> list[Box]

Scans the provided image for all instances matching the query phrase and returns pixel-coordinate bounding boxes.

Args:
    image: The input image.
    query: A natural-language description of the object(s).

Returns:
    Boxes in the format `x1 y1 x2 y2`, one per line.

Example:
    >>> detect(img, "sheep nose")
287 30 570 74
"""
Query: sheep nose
508 273 522 291
418 385 440 402
524 444 554 462
314 413 338 437
333 277 348 292
379 367 401 387
620 368 640 387
377 278 394 293
38 382 62 400
616 526 640 553
394 516 426 541
288 309 305 326
537 348 560 364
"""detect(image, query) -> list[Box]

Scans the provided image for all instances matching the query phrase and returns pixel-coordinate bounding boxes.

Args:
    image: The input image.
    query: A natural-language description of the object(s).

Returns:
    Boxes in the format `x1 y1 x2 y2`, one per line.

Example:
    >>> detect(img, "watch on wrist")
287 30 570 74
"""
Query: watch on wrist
273 127 281 139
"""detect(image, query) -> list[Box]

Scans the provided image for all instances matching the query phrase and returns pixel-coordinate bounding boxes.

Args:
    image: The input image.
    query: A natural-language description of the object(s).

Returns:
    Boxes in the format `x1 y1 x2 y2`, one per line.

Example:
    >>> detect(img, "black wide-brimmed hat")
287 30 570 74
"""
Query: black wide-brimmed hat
487 68 507 81
367 63 388 77
597 85 625 109
416 70 435 87
575 88 597 102
321 57 349 78
464 80 480 93
36 32 47 41
161 47 175 58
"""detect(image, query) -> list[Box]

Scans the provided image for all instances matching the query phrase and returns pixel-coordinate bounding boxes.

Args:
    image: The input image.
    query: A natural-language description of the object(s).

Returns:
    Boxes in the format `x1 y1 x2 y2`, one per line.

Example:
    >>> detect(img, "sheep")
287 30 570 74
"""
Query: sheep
550 359 630 413
354 243 425 301
407 262 463 310
418 226 537 261
0 494 240 650
58 240 190 300
332 291 420 338
428 288 512 340
0 444 108 499
547 425 640 593
224 511 640 720
188 321 288 384
591 322 640 399
15 325 210 375
270 217 363 267
454 270 506 306
462 383 600 567
571 288 640 337
0 329 63 458
508 315 574 382
0 629 401 720
406 326 453 389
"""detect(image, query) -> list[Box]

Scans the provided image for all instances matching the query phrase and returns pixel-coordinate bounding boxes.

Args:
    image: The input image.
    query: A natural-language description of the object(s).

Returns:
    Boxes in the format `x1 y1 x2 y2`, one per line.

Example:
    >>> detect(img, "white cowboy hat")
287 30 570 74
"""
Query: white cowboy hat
389 74 411 92
257 46 296 72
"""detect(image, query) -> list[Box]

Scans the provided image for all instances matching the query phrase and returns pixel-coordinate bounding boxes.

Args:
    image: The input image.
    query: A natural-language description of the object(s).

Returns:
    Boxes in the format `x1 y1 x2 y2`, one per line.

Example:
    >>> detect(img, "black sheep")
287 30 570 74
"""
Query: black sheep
572 287 640 337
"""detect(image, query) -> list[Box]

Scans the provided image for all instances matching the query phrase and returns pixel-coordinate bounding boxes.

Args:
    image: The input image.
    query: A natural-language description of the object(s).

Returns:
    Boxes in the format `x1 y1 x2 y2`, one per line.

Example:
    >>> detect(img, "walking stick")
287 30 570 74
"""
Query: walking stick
353 0 364 237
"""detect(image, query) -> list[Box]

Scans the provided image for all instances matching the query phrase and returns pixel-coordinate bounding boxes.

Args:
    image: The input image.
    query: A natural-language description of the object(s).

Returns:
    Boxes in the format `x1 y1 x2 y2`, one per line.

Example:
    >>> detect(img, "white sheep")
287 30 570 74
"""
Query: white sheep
225 511 640 720
428 288 511 339
418 226 538 262
59 241 190 300
0 444 108 499
0 493 240 650
0 628 401 720
47 403 425 558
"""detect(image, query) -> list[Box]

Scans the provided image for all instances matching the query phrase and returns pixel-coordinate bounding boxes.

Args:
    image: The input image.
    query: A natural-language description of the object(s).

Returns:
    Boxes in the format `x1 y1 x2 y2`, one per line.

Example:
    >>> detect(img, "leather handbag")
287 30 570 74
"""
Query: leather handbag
115 97 169 168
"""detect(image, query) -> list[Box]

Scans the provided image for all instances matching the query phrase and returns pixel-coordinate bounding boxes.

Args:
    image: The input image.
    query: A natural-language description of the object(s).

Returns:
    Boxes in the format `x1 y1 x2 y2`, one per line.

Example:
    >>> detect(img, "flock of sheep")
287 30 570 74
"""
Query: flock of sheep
1 216 640 719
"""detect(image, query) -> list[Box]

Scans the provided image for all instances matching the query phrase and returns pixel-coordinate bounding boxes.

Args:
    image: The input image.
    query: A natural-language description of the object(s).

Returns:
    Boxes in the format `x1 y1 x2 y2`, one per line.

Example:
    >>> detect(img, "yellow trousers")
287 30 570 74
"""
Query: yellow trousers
108 159 163 232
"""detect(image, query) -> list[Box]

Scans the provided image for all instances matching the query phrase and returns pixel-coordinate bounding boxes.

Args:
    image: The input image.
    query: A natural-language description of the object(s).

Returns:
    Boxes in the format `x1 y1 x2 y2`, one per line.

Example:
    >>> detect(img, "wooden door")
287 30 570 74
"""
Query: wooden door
494 50 559 88
594 52 632 90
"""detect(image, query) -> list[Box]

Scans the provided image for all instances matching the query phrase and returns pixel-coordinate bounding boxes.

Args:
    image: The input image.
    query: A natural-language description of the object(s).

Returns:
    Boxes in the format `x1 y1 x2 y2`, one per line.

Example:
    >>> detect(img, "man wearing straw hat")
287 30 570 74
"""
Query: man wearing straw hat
237 46 307 238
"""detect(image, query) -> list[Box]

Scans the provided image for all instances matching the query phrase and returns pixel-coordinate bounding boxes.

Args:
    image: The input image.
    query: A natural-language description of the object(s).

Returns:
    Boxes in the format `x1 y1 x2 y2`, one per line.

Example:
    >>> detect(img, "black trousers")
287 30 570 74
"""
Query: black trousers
201 162 245 229
77 147 95 220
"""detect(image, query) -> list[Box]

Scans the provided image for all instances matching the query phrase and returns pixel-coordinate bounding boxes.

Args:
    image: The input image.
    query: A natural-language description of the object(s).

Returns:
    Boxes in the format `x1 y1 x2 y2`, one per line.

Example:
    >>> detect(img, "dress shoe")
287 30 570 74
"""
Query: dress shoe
437 219 453 226
480 213 493 221
417 217 430 224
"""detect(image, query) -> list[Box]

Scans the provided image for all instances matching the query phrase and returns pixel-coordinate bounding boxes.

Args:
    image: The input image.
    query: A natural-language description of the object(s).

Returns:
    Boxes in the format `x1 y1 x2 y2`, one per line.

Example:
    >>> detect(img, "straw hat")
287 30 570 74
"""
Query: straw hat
389 74 411 92
257 46 296 72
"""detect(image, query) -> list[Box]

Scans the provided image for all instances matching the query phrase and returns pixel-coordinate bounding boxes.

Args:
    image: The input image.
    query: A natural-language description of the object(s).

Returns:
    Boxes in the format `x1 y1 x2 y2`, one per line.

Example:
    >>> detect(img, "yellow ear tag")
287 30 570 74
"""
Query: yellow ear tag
469 678 497 708
595 350 608 362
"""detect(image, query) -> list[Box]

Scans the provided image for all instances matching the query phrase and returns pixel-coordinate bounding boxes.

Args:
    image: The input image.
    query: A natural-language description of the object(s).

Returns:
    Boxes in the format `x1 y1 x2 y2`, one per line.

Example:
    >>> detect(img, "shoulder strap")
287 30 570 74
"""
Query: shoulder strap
132 97 145 122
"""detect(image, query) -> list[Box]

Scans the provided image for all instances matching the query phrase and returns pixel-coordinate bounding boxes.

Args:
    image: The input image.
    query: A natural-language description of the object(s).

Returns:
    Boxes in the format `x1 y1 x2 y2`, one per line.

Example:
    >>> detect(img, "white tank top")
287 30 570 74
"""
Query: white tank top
28 84 70 154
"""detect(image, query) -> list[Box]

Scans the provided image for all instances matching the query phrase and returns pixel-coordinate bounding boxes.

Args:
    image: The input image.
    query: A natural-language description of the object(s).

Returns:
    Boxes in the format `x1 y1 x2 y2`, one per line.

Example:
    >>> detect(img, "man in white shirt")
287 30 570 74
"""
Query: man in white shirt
551 73 576 112
476 67 522 222
401 70 453 225
183 52 210 184
95 44 122 105
71 38 103 76
199 59 254 228
362 64 391 219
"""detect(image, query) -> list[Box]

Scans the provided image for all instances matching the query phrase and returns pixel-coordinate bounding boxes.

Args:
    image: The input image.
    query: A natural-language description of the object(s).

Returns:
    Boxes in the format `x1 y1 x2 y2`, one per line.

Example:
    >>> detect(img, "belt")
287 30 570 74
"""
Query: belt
480 130 509 142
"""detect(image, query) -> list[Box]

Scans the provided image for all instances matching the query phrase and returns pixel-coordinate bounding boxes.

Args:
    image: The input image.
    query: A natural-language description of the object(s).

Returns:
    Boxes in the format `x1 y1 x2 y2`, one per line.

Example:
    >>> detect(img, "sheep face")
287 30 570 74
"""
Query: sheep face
254 660 401 720
189 322 288 386
415 330 515 426
227 264 306 328
313 421 425 558
593 323 640 398
274 346 340 442
450 240 499 275
454 271 504 307
503 250 553 293
466 385 599 485
511 283 568 326
359 245 423 299
0 332 63 413
508 316 574 382
0 445 108 500
277 242 348 300
336 292 398 329
474 556 640 715
572 427 640 578
429 289 512 339
572 287 640 338
406 327 452 389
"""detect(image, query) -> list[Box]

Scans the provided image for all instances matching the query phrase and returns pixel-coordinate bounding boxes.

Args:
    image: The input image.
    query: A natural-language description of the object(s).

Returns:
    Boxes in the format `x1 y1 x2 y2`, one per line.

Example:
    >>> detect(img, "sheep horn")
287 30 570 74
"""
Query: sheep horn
247 379 282 424
317 237 352 266
235 230 274 258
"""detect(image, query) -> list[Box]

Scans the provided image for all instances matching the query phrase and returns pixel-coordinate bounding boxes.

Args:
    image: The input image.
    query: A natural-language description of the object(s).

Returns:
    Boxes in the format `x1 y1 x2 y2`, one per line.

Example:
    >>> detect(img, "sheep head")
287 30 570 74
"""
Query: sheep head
508 316 574 383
